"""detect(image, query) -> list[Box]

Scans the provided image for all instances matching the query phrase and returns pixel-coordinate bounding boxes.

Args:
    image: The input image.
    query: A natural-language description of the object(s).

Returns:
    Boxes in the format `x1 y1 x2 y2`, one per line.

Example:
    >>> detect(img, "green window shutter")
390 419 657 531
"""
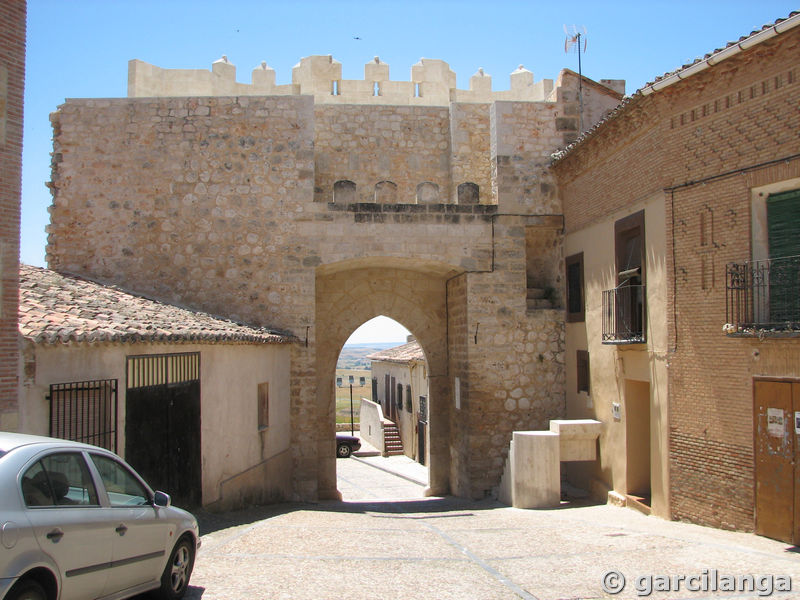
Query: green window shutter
767 189 800 260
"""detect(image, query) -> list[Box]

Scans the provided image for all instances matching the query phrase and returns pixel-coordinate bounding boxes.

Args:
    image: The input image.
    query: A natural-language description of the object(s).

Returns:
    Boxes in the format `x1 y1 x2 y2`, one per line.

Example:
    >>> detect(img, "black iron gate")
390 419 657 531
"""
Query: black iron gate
49 379 118 451
125 353 201 508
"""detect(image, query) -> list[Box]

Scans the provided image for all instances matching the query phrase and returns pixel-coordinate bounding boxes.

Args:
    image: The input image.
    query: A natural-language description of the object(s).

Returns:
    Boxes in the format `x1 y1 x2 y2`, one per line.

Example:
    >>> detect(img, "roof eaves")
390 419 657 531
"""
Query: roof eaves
551 11 800 164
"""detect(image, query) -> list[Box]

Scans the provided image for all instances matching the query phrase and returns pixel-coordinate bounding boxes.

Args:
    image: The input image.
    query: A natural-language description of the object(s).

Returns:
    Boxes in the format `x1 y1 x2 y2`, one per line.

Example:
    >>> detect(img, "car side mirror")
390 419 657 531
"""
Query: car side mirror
153 491 171 508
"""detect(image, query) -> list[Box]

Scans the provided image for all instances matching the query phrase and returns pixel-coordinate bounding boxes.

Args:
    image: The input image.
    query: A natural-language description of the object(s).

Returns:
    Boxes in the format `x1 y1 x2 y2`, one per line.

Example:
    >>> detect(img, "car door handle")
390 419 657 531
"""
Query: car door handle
46 528 64 542
115 524 128 536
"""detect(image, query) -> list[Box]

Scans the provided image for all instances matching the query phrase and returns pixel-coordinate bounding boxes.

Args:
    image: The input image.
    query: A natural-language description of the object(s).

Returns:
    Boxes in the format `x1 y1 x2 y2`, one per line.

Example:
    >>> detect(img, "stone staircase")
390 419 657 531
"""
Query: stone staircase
526 287 553 310
383 421 404 456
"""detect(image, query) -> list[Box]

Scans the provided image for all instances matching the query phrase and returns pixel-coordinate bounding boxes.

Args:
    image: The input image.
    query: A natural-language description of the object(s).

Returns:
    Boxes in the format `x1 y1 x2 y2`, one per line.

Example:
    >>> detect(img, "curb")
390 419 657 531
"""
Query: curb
351 456 428 487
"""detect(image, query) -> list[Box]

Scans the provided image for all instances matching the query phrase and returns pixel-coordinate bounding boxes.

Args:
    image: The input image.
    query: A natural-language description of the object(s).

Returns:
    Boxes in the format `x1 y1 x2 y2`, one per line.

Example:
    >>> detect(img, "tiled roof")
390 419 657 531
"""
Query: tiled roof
552 11 800 163
19 264 294 345
366 340 425 364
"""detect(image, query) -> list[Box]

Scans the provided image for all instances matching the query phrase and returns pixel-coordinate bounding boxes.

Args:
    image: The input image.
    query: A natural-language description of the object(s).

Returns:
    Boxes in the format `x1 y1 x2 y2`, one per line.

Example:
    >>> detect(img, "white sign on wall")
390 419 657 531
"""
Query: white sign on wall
767 408 785 438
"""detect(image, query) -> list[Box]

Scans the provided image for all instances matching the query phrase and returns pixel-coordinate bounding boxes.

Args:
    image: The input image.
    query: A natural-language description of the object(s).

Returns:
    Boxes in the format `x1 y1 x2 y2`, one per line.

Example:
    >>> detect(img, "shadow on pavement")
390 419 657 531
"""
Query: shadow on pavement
193 494 602 535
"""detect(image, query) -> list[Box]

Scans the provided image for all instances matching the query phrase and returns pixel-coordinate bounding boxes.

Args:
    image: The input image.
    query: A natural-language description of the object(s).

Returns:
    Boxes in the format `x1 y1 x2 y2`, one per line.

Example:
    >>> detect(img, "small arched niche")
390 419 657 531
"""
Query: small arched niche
374 181 398 204
333 180 357 204
457 182 480 205
416 182 440 204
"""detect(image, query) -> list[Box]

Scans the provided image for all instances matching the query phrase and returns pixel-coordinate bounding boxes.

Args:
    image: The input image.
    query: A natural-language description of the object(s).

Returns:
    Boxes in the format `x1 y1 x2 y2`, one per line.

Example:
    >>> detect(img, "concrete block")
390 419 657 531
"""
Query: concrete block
549 419 603 461
511 431 560 508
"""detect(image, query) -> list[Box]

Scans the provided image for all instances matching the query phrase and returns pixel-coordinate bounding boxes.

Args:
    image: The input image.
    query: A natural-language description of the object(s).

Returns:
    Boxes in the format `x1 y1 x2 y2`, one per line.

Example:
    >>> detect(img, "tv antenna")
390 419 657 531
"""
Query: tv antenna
564 25 588 133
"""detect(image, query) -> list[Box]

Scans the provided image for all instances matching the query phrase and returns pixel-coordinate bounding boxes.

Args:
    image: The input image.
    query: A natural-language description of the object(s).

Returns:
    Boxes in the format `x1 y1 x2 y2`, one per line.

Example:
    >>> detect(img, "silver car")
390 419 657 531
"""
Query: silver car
0 433 200 600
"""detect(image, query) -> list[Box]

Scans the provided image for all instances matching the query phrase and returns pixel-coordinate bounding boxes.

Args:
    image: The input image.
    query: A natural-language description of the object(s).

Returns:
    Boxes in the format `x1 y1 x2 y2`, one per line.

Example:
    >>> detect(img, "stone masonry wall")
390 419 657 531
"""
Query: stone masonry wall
0 0 25 428
491 101 567 214
461 216 566 498
554 26 800 530
46 68 620 501
449 103 492 203
313 104 452 204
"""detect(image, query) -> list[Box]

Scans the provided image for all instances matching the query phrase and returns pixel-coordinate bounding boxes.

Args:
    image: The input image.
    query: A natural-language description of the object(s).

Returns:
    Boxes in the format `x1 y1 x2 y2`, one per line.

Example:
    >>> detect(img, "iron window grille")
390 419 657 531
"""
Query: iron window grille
49 379 118 451
726 255 800 332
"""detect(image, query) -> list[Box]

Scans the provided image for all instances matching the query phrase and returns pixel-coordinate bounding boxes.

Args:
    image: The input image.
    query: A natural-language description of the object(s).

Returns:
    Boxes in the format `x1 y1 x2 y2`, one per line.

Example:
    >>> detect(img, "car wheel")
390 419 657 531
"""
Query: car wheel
156 536 195 599
6 579 47 600
337 443 352 458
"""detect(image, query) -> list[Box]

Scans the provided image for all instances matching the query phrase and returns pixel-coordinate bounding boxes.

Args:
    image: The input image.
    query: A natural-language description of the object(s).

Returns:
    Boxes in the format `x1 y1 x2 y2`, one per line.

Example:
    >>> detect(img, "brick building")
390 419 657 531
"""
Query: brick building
553 13 800 542
0 0 25 431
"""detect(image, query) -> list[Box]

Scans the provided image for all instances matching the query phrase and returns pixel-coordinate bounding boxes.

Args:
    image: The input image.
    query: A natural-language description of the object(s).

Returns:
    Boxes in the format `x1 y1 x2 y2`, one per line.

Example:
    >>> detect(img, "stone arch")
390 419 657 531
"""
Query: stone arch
315 258 456 500
416 182 440 204
332 180 356 203
457 182 480 205
374 180 398 204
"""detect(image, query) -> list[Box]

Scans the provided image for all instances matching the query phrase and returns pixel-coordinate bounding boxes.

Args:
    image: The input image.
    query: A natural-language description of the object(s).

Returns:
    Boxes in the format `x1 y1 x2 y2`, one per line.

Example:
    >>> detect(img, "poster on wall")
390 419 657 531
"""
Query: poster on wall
795 411 800 435
767 408 785 437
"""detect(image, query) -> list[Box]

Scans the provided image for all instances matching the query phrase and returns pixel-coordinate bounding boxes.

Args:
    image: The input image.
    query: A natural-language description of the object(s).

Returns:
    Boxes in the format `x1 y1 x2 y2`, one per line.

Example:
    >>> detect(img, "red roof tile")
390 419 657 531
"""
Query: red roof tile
19 265 294 345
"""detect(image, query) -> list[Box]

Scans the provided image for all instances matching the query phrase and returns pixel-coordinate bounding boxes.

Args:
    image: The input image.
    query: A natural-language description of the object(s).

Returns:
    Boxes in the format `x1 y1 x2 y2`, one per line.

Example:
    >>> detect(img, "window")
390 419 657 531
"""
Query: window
603 210 646 343
90 454 149 507
766 190 800 323
49 379 118 452
457 182 479 205
333 180 356 204
576 350 590 394
375 181 398 204
615 210 645 286
258 382 269 430
416 182 439 204
22 453 99 507
565 252 584 322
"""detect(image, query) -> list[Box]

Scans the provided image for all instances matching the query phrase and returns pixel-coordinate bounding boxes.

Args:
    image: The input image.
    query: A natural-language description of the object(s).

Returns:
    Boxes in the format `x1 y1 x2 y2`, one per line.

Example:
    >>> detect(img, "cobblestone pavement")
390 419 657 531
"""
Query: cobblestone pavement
179 457 800 600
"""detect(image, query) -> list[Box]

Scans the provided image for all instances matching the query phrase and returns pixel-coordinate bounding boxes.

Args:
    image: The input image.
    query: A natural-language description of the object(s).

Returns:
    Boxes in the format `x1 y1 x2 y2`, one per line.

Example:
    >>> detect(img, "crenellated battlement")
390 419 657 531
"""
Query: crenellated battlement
128 54 580 105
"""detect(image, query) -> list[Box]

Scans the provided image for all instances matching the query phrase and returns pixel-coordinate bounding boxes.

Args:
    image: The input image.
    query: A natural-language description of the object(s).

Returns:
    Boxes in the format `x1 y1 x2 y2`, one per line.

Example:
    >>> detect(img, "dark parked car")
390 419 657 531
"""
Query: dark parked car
336 434 361 458
0 433 199 600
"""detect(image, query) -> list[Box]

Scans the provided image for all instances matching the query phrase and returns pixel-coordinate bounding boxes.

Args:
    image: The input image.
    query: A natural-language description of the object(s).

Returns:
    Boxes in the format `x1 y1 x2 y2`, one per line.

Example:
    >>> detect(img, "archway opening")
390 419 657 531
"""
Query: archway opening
335 316 431 501
314 260 455 502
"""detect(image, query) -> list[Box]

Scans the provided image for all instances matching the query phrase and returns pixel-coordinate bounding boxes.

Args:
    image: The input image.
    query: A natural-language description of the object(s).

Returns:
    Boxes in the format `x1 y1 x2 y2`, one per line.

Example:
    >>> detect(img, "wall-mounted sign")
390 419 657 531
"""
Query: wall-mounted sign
795 411 800 435
767 408 785 438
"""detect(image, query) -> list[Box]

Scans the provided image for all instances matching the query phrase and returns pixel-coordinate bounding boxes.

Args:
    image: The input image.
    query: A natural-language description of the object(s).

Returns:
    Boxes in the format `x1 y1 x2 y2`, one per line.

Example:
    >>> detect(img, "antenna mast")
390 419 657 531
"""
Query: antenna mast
564 25 588 133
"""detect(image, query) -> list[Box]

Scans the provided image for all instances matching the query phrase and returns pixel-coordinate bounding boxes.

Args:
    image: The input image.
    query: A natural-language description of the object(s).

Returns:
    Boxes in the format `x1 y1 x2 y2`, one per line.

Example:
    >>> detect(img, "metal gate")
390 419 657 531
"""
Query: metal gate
126 352 201 507
49 379 118 451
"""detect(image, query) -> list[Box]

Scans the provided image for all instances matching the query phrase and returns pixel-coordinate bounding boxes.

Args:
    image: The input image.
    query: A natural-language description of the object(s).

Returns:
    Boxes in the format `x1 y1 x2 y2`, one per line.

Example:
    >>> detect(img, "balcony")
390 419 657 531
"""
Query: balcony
602 283 646 344
726 255 800 334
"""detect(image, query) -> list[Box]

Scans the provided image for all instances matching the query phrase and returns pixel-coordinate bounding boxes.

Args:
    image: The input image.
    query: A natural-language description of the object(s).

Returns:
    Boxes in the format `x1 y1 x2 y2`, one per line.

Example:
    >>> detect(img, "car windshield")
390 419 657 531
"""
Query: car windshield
0 450 6 459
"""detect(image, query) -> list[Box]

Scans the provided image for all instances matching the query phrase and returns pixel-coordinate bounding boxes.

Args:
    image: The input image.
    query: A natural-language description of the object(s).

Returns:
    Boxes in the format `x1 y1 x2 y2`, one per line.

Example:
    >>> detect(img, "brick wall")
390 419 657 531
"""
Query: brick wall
554 26 800 530
0 0 25 425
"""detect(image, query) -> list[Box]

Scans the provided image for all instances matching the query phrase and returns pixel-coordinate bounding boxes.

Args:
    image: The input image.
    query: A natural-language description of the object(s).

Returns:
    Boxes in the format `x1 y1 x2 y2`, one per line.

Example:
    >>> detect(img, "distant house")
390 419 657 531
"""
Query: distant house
18 265 295 510
368 338 429 464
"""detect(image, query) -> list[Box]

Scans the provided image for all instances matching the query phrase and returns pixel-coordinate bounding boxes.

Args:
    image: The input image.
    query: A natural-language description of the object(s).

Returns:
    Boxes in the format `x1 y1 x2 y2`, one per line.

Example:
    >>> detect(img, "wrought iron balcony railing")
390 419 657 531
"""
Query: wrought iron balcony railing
602 283 646 344
726 255 800 333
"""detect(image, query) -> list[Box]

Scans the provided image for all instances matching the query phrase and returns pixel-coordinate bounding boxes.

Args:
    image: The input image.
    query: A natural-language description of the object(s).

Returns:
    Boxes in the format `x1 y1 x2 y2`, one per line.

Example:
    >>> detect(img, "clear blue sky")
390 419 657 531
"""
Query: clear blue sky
19 1 797 341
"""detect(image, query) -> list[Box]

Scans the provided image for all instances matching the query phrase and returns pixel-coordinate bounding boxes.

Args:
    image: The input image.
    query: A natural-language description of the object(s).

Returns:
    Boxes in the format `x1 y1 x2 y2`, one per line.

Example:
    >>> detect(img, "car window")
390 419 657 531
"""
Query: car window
90 454 150 507
21 453 99 507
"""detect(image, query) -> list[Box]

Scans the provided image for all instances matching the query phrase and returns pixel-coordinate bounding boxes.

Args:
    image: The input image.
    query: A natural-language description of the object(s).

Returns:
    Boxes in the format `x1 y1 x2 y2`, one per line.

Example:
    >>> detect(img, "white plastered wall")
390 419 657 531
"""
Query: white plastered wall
563 191 670 518
19 341 291 507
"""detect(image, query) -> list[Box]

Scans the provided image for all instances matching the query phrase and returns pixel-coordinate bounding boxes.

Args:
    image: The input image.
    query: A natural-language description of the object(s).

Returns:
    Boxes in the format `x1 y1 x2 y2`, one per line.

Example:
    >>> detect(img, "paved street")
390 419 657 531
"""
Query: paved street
183 456 800 599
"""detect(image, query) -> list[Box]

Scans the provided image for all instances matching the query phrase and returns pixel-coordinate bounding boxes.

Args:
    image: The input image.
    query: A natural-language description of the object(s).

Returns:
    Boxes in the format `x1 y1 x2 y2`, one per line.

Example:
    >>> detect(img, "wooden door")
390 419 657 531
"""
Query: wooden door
754 380 798 544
